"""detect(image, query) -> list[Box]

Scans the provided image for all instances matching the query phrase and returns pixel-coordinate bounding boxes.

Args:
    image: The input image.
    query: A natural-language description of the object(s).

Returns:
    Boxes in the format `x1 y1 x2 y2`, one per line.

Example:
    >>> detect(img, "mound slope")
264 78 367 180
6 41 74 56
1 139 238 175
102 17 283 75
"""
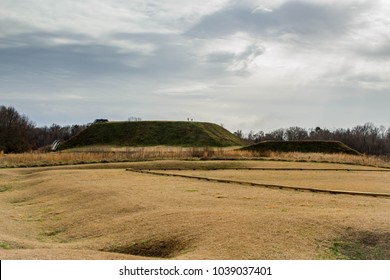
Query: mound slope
242 140 360 155
59 121 244 149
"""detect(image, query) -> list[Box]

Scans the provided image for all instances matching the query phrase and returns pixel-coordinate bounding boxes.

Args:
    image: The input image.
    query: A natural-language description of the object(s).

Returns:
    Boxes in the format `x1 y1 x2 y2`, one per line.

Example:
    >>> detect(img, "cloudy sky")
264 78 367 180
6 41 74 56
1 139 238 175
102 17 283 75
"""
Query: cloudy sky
1 0 389 133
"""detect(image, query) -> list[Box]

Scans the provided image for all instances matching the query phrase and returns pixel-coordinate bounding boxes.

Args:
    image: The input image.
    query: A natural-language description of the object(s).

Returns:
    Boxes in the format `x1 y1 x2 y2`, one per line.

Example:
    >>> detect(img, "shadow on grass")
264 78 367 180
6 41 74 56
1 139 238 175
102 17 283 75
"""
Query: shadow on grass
102 236 192 258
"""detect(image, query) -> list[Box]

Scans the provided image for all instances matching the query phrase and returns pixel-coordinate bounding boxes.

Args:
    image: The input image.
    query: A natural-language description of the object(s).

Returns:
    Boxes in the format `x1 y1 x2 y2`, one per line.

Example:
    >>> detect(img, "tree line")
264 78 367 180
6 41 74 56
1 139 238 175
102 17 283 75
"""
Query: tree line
235 123 390 156
1 105 390 155
0 105 87 153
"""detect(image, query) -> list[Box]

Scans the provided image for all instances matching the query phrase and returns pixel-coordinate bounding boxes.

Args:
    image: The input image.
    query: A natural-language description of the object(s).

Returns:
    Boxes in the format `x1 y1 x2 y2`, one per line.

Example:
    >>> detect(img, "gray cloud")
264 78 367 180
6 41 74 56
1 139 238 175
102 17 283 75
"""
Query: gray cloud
356 40 390 60
187 1 370 39
0 31 196 85
230 44 265 76
204 43 265 76
205 52 236 64
0 33 137 71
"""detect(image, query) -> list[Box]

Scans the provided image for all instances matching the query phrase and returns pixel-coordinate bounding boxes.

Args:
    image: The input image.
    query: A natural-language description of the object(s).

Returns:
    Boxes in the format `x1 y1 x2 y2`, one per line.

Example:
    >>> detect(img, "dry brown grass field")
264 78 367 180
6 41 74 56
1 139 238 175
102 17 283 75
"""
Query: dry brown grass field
158 168 390 194
1 156 390 260
1 146 390 168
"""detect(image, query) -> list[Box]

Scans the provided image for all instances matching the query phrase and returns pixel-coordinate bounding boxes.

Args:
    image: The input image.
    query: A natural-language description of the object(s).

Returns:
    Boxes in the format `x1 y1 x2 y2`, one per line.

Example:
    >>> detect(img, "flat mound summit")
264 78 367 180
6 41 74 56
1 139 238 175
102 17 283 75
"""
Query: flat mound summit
59 121 244 149
242 140 361 155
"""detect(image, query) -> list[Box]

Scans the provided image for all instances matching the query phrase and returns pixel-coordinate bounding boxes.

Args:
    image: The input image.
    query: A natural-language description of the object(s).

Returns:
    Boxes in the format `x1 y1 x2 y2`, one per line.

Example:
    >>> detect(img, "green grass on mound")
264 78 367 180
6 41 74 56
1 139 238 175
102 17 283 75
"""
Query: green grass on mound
59 121 244 150
242 140 361 155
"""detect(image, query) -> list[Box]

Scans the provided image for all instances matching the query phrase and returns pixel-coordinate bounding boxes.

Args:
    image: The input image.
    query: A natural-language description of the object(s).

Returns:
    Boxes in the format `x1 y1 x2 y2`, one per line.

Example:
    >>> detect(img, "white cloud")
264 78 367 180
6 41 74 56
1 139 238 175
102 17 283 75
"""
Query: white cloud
0 0 230 38
252 6 273 13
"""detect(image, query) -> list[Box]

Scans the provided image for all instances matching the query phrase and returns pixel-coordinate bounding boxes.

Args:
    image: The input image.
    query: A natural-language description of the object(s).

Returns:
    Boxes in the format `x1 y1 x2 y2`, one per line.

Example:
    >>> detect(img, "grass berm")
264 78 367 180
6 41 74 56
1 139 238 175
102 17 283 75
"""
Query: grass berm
59 121 244 150
242 140 361 155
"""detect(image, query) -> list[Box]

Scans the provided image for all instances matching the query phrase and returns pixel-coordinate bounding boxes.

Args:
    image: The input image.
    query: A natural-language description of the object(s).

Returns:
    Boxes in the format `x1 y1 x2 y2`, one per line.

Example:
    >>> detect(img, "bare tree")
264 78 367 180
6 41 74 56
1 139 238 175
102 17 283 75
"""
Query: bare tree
239 123 390 155
265 128 285 140
285 126 308 141
234 130 243 139
0 106 35 153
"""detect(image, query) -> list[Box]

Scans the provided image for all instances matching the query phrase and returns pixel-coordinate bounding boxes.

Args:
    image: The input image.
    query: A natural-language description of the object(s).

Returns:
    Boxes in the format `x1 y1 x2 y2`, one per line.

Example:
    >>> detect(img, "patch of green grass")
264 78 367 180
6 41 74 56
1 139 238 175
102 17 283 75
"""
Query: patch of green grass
0 241 11 250
0 185 12 192
42 228 66 237
325 230 390 259
0 241 24 250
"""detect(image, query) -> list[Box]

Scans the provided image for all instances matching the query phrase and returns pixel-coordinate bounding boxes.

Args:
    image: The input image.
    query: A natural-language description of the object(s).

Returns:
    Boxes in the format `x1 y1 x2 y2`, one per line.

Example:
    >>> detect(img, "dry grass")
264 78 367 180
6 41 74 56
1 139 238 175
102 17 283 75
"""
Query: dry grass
264 151 390 168
1 146 389 169
158 168 390 194
0 147 249 168
0 160 389 260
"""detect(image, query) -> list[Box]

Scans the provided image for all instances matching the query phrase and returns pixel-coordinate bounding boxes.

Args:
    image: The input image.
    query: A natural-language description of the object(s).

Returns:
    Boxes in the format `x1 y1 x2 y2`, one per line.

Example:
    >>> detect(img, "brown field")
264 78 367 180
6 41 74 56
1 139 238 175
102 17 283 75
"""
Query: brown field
1 147 390 168
1 158 389 260
157 168 390 194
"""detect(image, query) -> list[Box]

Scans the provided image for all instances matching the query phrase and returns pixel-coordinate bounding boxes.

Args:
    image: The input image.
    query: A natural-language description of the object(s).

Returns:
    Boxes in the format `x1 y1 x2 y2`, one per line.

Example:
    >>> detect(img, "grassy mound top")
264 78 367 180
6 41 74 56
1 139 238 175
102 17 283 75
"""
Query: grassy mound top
59 121 244 150
242 140 361 155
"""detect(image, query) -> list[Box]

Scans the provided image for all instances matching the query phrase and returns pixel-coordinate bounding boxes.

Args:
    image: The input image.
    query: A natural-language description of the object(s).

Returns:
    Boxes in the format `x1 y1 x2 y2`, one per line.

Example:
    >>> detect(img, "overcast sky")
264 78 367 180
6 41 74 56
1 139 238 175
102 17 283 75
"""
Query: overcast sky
1 0 389 133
